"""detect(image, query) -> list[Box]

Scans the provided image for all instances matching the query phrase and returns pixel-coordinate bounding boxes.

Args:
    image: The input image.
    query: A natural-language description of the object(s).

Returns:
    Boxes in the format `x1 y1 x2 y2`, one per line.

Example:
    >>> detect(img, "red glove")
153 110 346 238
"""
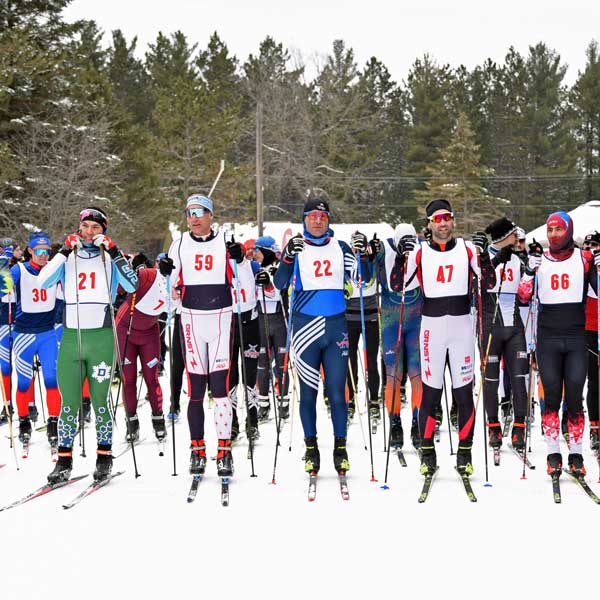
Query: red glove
64 233 82 250
92 234 116 251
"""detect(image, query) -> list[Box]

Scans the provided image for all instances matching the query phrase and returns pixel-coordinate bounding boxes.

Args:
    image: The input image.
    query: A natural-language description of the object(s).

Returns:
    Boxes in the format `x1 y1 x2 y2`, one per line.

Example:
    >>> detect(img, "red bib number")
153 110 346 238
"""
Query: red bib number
550 273 569 290
436 264 454 283
194 254 214 271
32 288 48 302
78 272 96 290
314 260 332 278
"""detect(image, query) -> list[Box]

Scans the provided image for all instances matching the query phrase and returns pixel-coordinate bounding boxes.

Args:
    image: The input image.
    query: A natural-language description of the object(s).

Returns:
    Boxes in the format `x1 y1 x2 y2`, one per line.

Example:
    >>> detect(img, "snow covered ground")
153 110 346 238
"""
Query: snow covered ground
2 365 599 600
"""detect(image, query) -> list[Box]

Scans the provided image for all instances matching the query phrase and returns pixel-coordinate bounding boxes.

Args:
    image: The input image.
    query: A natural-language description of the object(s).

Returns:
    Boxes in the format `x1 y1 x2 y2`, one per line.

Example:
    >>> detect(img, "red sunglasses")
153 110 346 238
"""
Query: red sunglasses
429 212 454 223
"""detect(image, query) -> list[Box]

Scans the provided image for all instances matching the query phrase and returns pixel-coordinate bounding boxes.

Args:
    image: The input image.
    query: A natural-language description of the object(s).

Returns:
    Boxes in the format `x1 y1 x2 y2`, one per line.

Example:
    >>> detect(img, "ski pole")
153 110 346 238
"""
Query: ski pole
523 274 538 479
0 322 19 469
279 295 299 452
72 250 87 458
271 257 297 485
100 247 140 478
34 358 46 424
113 292 137 422
357 250 377 482
166 274 177 477
231 246 256 477
442 366 454 455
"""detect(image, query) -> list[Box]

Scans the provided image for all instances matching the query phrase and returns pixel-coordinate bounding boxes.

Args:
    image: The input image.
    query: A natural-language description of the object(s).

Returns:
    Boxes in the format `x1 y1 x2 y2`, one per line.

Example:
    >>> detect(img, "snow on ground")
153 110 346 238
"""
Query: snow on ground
2 364 599 600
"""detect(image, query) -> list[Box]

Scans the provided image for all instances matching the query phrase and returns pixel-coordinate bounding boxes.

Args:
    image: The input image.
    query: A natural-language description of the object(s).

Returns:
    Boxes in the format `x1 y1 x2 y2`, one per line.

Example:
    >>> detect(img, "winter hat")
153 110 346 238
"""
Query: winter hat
243 239 256 254
425 199 452 218
186 194 213 214
584 230 600 245
515 227 526 241
0 237 15 250
254 236 278 252
28 231 51 248
485 217 517 244
80 207 108 233
393 223 417 247
546 211 574 254
303 197 330 215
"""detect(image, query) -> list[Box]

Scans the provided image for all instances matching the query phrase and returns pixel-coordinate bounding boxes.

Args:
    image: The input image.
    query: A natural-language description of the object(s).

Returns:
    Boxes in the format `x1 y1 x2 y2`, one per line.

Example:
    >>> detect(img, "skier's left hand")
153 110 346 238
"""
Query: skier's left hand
351 231 368 254
368 236 381 261
158 257 175 277
471 231 489 254
227 241 244 263
92 234 116 251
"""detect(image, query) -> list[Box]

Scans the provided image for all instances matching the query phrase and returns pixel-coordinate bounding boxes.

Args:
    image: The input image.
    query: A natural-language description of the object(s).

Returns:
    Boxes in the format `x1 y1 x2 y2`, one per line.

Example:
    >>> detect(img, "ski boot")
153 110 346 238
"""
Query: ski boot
487 421 502 449
400 384 407 405
125 413 140 443
561 410 569 444
500 397 512 422
47 448 73 484
304 436 320 473
390 414 403 448
46 416 59 446
190 440 207 475
167 402 180 423
546 453 562 477
420 444 437 476
435 404 443 429
325 395 331 417
151 413 167 441
567 453 586 477
231 411 240 442
456 444 473 476
79 396 92 424
18 416 32 443
369 400 381 433
216 439 234 477
258 396 270 422
511 422 526 450
590 421 600 452
93 446 113 482
347 400 355 423
0 403 13 424
28 403 39 424
278 396 290 421
450 403 458 431
410 417 421 451
246 404 260 442
333 436 350 473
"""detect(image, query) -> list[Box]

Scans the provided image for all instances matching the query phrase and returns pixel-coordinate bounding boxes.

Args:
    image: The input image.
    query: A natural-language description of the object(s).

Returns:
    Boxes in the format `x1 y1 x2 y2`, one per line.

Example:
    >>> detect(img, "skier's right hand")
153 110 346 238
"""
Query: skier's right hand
528 239 543 255
255 270 271 286
396 235 416 256
61 233 83 256
491 245 513 267
158 257 175 277
526 253 542 274
284 235 304 260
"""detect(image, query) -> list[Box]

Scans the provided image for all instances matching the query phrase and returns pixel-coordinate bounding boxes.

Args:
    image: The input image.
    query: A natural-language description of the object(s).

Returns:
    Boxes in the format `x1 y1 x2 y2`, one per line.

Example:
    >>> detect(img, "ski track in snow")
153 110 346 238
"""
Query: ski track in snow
2 367 599 600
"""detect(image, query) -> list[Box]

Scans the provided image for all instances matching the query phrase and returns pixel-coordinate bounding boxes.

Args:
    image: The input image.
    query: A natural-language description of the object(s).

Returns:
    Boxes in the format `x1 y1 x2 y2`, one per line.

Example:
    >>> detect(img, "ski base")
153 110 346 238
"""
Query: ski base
187 475 203 503
221 477 230 506
454 467 477 502
562 469 600 504
308 472 317 501
394 448 407 467
62 471 125 510
338 472 350 500
418 467 439 503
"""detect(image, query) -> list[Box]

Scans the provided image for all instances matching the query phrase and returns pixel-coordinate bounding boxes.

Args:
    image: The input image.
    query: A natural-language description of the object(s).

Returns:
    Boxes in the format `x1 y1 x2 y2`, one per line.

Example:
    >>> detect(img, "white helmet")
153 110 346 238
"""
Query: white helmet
393 223 417 247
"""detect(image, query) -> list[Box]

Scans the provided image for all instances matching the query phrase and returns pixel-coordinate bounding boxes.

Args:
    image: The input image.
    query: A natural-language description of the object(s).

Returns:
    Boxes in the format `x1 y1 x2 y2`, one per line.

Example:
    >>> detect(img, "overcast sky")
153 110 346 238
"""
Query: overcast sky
63 0 599 86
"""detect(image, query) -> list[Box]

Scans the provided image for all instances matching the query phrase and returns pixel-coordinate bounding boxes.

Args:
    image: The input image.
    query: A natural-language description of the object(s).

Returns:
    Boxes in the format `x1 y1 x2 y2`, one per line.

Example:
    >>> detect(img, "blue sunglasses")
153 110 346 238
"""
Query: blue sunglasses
33 248 50 256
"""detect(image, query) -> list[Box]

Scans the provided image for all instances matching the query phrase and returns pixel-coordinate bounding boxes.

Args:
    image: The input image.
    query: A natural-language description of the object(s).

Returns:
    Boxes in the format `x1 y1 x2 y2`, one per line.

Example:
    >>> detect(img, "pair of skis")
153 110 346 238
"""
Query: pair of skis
551 469 600 504
492 445 535 470
417 467 477 503
307 471 349 502
186 475 230 506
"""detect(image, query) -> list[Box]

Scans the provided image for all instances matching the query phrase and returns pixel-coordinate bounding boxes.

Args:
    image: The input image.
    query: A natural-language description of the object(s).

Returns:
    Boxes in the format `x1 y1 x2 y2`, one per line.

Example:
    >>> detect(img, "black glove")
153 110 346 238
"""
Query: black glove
284 235 304 259
422 227 432 242
528 239 543 255
471 231 489 253
255 270 271 286
351 231 368 253
227 241 244 263
158 257 175 277
396 235 416 256
368 236 381 261
491 245 513 268
268 265 278 276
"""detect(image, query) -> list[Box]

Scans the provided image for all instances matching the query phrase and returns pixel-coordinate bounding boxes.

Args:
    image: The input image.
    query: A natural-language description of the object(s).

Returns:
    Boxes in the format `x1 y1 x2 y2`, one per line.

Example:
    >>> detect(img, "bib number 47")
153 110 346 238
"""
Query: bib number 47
436 264 454 283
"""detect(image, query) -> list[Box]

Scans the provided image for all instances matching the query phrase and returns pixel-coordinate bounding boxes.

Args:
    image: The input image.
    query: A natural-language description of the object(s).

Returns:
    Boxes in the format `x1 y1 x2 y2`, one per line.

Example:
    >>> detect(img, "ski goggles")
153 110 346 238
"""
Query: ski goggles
32 248 50 256
304 210 329 221
79 208 107 223
186 207 206 218
428 212 454 223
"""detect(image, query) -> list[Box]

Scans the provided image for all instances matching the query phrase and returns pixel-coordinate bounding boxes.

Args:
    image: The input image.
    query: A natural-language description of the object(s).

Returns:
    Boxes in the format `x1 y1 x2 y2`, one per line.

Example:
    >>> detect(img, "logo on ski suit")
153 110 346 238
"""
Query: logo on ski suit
91 361 112 384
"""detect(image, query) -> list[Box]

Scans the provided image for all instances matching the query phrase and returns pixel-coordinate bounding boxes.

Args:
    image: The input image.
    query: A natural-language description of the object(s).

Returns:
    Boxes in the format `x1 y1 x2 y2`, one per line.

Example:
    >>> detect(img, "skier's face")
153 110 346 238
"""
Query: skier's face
29 245 50 267
429 210 454 242
186 205 213 237
304 210 329 237
79 220 104 243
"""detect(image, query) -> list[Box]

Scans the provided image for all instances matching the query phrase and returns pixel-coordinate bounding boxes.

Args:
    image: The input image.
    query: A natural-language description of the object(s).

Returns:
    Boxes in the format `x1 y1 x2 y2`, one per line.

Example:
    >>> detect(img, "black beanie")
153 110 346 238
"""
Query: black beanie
485 217 517 244
425 199 452 218
584 231 600 245
303 197 330 214
79 207 108 233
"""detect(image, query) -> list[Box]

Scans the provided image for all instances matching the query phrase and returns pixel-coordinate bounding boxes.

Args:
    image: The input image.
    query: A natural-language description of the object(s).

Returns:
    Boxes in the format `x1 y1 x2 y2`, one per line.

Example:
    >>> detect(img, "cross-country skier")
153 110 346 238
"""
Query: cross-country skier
1 231 63 452
38 207 138 483
391 199 496 477
115 253 170 443
254 236 288 426
377 223 423 450
273 197 371 475
480 217 529 452
519 212 600 477
167 194 240 478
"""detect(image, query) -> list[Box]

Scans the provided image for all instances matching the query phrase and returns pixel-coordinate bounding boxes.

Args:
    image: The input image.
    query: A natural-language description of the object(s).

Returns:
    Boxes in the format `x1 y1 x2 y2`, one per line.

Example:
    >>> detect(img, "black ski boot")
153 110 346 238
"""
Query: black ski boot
190 440 207 475
390 415 403 448
151 413 167 441
0 403 13 424
125 413 139 443
456 444 473 476
561 410 569 443
450 403 458 430
411 416 421 451
568 453 586 477
258 396 270 422
216 439 234 477
46 416 59 446
79 396 91 424
246 408 260 442
511 422 526 450
304 436 320 473
369 400 381 421
28 404 39 424
333 436 350 473
278 396 290 421
400 384 407 405
347 400 355 422
487 421 502 448
546 453 562 476
93 446 113 482
18 416 32 443
590 421 600 451
420 444 437 475
47 448 73 484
